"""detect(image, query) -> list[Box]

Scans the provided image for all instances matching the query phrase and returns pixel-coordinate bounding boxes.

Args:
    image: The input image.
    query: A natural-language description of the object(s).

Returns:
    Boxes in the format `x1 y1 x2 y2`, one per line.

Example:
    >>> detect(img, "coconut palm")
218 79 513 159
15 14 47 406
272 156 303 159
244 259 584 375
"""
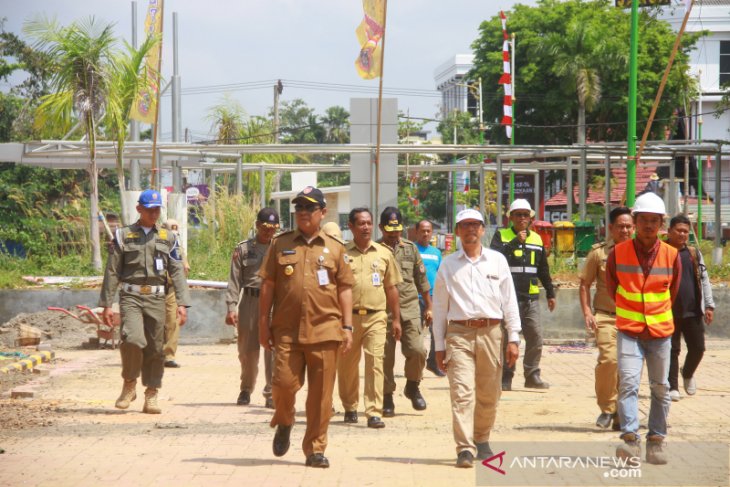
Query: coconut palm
26 15 116 271
207 94 246 144
321 105 350 144
104 35 159 223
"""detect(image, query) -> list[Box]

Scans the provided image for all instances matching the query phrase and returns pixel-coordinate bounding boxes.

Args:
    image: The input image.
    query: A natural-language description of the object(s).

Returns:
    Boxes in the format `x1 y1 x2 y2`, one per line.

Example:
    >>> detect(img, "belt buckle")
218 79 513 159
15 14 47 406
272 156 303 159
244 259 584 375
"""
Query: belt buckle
140 285 152 295
358 309 367 316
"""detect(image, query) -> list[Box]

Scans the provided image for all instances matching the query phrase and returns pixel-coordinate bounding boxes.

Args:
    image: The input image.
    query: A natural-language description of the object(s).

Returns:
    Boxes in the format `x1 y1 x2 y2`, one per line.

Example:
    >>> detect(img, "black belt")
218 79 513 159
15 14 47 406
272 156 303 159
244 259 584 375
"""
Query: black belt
353 308 378 316
595 309 616 316
243 287 260 298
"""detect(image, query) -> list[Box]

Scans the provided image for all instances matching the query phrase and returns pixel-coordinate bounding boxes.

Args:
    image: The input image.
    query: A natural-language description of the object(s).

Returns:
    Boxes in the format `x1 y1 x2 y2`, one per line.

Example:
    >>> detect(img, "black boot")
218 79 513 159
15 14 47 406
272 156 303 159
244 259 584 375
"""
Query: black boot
383 393 395 417
404 380 427 411
524 373 549 389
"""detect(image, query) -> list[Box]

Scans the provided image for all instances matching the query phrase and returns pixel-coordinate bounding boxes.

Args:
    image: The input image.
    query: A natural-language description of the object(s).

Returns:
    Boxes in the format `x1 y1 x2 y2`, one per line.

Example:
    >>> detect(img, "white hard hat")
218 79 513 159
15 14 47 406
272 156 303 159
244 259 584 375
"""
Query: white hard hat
456 208 484 225
632 192 666 216
508 199 535 217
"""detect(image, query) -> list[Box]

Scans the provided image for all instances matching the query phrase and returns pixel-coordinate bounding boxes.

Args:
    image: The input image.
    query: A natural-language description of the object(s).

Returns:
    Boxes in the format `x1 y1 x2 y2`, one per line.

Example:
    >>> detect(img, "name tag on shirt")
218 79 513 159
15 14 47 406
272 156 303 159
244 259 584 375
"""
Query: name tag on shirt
317 268 330 286
155 258 164 271
372 273 381 286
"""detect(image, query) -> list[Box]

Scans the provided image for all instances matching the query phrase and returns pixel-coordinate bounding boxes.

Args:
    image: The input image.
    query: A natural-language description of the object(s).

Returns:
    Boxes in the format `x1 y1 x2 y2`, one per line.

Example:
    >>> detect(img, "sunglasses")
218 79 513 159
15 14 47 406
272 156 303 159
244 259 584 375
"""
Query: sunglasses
294 203 321 213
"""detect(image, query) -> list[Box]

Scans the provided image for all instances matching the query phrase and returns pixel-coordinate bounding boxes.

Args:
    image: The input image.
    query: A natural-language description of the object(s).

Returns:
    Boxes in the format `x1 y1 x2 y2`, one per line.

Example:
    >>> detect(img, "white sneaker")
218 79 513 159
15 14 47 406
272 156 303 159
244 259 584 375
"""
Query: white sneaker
669 389 681 402
683 375 697 395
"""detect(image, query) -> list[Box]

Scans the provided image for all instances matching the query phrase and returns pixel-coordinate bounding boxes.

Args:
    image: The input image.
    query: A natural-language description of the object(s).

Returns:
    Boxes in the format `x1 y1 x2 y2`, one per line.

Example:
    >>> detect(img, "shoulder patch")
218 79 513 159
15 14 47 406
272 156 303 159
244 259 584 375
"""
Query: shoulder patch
591 241 607 250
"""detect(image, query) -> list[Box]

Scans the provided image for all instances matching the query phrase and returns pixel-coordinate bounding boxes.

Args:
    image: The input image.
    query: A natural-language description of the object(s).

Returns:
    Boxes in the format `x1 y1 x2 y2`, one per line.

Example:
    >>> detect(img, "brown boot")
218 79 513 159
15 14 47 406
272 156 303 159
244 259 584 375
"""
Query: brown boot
615 433 641 461
115 380 137 409
645 435 667 465
143 387 162 414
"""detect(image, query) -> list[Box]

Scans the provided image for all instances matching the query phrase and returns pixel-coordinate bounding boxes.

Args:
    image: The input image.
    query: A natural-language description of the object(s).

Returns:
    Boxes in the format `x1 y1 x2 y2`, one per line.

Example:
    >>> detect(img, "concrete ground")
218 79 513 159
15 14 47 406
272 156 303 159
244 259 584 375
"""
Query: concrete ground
1 338 729 486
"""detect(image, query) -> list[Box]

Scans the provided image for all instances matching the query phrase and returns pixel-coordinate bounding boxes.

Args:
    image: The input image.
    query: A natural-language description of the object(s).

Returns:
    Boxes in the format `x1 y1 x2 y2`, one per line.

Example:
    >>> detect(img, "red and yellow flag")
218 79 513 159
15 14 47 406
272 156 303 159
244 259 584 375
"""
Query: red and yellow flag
130 0 164 124
355 0 386 80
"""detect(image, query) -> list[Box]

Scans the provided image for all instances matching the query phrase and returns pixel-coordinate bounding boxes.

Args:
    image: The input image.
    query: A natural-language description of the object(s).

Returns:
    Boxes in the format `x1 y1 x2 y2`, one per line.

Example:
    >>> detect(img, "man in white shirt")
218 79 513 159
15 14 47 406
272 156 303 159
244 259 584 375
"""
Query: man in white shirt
433 209 521 469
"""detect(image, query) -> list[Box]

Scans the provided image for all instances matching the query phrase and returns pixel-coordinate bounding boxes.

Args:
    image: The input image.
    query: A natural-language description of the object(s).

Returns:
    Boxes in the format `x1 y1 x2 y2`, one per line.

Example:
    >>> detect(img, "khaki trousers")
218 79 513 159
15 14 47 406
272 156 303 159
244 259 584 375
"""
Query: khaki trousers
163 291 180 361
595 311 618 414
445 322 503 456
338 310 386 418
384 317 426 394
270 340 339 457
238 293 273 399
119 291 166 389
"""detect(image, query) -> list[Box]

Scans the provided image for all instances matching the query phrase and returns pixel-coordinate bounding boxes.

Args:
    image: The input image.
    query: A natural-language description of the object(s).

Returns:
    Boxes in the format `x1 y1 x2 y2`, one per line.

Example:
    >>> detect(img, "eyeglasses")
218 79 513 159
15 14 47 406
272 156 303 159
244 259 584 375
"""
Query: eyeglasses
294 203 321 213
512 212 531 218
458 221 483 229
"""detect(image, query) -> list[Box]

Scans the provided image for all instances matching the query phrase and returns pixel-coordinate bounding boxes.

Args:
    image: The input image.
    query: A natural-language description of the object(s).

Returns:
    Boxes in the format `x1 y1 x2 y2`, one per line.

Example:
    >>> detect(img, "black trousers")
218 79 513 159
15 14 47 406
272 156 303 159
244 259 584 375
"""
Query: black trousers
668 314 706 391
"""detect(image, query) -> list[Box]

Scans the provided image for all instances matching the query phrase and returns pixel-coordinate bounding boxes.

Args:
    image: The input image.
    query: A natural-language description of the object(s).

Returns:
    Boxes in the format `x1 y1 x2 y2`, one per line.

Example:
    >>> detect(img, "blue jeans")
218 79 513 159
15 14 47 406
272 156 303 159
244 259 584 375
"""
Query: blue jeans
617 331 671 439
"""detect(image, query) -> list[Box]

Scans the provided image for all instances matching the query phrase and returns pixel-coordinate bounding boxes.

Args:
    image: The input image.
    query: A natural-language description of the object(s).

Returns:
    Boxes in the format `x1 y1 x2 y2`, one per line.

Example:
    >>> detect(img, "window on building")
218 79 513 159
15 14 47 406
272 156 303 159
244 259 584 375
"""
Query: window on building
721 41 730 87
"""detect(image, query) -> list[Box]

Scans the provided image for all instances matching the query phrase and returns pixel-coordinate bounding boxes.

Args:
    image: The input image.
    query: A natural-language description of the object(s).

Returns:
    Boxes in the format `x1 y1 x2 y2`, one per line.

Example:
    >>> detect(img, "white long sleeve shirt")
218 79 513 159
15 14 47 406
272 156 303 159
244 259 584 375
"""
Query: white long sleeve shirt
432 245 521 351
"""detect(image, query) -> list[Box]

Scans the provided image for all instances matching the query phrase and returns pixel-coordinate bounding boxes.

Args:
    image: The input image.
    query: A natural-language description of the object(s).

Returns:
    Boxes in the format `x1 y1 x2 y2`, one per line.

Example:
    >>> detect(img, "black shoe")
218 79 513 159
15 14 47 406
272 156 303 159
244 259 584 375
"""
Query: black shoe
476 442 493 460
265 397 274 409
456 450 474 468
305 453 330 468
612 413 621 431
272 424 292 457
237 391 250 405
524 375 550 389
501 381 512 392
164 360 180 368
596 413 613 429
367 416 385 429
426 362 446 377
343 411 358 423
383 393 395 418
404 380 427 411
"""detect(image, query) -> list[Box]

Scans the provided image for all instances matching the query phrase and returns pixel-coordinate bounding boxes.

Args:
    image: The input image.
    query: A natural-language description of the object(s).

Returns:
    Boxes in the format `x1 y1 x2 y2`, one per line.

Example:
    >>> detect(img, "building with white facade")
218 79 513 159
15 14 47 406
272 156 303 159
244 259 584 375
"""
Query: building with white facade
434 54 477 118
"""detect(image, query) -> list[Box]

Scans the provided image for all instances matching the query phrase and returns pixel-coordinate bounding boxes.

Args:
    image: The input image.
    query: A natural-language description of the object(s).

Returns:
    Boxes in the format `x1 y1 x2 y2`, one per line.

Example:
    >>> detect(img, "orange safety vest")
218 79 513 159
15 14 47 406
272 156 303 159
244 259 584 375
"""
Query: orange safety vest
614 239 677 338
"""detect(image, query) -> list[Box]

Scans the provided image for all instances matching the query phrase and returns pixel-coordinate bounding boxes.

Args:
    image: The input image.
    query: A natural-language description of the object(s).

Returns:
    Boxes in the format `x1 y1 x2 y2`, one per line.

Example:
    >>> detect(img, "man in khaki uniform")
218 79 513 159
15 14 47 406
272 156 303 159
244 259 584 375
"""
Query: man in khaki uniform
162 219 189 368
100 189 190 414
225 208 279 408
339 207 402 429
579 206 633 430
378 207 431 416
258 187 354 469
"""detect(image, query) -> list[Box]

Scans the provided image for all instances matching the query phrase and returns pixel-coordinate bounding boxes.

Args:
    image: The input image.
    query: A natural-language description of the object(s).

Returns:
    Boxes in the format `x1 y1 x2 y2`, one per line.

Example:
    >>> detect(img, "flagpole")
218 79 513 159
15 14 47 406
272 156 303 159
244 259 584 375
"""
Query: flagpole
373 0 388 216
509 32 516 204
150 0 165 190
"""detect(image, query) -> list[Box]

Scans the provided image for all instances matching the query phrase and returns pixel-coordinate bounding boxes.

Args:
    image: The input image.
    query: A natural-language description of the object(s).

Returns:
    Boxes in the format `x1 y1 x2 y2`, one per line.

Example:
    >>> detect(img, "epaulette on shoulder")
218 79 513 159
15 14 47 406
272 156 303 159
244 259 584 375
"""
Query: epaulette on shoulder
273 229 295 241
401 238 416 247
324 233 346 246
591 241 607 250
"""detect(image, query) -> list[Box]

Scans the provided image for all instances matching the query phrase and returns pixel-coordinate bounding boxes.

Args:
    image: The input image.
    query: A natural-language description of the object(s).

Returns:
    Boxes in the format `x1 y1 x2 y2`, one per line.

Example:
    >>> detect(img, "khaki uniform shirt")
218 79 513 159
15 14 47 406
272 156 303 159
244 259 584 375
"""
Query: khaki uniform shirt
259 229 354 345
346 240 402 311
580 239 615 314
380 239 430 321
225 238 270 312
99 222 190 307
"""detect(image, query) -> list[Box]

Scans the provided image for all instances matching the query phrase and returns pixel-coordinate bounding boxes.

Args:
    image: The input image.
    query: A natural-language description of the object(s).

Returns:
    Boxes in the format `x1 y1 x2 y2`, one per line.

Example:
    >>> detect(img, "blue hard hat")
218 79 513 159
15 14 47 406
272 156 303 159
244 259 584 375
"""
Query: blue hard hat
138 189 162 208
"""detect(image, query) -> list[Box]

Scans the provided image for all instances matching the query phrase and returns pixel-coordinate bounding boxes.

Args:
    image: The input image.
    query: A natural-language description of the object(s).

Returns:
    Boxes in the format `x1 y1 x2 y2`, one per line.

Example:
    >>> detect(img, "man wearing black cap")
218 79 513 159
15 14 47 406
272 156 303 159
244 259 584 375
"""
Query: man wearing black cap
225 208 280 408
258 186 354 468
99 189 190 415
378 207 431 416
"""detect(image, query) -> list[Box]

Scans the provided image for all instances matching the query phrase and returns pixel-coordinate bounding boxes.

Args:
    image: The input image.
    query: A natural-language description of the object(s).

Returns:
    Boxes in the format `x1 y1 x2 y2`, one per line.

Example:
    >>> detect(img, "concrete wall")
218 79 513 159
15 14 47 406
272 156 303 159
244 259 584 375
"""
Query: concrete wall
1 288 728 341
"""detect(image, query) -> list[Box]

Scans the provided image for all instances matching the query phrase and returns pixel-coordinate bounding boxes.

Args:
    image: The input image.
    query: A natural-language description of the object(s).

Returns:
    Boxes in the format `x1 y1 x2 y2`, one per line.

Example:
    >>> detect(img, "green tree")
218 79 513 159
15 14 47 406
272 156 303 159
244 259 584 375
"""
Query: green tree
207 94 246 144
27 15 117 271
275 98 324 144
471 0 701 144
321 105 350 144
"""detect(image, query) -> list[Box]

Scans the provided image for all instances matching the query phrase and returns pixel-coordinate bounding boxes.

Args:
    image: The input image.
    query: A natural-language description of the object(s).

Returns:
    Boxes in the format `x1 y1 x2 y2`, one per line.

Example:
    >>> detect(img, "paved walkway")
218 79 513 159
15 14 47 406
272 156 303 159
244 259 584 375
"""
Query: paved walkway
1 338 729 486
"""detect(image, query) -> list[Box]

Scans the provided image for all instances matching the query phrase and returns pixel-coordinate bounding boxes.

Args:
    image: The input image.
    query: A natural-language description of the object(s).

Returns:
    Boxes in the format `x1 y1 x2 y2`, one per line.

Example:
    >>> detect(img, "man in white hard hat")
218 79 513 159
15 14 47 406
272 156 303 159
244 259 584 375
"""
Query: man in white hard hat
606 192 682 465
490 199 556 391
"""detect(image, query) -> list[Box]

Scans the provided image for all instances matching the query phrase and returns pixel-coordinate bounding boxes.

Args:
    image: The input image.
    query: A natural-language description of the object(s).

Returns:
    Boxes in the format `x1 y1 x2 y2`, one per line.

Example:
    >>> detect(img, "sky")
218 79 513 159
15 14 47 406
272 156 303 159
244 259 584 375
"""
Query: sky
1 0 540 142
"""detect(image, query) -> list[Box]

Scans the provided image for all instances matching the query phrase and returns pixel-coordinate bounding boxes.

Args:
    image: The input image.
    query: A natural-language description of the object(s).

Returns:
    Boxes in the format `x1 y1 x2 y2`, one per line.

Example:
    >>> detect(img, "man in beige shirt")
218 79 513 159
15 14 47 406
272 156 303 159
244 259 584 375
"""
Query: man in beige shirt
579 206 633 431
338 207 402 429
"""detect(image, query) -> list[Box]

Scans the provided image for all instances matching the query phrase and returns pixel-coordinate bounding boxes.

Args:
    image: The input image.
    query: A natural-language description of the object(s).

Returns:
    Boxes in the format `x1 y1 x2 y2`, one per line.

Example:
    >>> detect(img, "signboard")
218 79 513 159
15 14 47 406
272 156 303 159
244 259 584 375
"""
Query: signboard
615 0 670 8
501 174 535 209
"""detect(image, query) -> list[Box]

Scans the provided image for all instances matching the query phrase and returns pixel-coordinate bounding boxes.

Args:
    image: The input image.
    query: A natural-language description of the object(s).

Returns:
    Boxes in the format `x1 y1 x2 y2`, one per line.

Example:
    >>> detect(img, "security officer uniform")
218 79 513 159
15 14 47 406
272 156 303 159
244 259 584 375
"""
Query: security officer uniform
490 225 555 387
259 226 354 460
338 239 401 422
226 236 274 406
380 238 430 413
99 194 189 411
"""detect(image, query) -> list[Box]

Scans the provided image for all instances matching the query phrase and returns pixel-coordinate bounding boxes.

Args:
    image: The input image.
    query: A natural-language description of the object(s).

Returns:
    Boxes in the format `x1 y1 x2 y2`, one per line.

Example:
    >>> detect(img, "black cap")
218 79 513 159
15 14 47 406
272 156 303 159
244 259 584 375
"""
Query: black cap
380 206 403 232
256 208 280 228
292 186 326 208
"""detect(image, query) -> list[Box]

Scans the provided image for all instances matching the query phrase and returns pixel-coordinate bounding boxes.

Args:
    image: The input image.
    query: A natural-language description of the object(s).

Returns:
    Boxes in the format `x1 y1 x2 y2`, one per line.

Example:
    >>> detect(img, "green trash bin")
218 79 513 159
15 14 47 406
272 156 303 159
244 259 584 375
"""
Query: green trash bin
574 221 596 257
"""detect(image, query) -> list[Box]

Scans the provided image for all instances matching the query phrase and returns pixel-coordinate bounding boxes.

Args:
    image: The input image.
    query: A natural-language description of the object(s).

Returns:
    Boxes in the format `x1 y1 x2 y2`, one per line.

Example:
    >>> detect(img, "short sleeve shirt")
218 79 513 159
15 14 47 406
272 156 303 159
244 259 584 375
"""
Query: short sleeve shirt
580 240 615 313
259 229 354 345
346 240 402 311
385 239 430 321
416 243 442 297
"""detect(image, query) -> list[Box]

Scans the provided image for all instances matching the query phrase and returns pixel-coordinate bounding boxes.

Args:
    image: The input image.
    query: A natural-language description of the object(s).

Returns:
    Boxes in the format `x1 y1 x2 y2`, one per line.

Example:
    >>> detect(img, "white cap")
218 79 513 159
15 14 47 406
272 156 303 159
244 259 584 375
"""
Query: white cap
632 192 666 216
456 208 484 225
509 198 535 217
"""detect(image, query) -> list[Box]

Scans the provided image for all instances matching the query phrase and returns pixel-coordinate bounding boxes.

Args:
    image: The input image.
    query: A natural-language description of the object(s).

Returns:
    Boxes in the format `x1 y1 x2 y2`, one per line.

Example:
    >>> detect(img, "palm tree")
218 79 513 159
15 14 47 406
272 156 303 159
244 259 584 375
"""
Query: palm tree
27 15 116 271
105 35 159 223
207 94 246 144
539 22 625 144
321 105 350 144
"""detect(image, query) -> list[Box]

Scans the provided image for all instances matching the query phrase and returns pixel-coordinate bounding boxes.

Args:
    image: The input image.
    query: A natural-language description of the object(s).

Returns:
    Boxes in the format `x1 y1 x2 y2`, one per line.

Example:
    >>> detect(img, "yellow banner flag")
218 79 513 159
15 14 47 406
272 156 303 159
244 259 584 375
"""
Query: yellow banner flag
130 0 164 124
355 0 385 80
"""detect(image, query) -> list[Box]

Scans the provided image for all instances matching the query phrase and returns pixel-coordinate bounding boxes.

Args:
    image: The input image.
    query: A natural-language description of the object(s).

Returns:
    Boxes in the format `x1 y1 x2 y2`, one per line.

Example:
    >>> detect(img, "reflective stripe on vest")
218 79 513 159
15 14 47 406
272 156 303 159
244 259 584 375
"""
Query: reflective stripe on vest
614 239 677 338
499 227 543 295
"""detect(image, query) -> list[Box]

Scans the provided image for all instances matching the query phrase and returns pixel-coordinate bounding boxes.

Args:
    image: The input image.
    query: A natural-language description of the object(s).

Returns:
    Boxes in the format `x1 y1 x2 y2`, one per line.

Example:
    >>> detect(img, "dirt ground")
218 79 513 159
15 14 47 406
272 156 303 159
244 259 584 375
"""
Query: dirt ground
0 310 100 351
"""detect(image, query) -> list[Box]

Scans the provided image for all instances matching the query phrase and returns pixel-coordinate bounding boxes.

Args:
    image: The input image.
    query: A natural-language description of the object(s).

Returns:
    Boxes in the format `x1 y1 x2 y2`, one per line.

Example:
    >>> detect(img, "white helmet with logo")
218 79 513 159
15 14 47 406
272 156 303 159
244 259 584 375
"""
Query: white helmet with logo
508 199 535 217
631 192 666 216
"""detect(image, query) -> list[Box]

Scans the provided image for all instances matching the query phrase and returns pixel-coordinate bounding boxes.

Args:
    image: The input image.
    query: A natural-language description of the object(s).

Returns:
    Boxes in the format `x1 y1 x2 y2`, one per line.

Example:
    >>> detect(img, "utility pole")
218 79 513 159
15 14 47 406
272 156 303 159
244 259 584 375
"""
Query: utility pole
273 79 283 216
697 70 703 240
171 11 182 193
129 1 141 191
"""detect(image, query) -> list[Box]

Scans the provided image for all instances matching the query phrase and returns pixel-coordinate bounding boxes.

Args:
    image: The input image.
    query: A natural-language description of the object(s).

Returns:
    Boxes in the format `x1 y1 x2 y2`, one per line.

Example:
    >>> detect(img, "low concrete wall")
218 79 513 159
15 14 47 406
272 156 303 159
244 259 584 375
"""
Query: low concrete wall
1 287 728 341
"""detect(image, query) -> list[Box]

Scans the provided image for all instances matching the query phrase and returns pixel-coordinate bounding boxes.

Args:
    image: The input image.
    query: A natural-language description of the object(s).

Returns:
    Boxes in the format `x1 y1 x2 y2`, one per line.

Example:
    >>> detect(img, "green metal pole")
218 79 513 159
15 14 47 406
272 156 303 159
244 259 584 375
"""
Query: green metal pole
626 0 639 207
697 76 703 240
